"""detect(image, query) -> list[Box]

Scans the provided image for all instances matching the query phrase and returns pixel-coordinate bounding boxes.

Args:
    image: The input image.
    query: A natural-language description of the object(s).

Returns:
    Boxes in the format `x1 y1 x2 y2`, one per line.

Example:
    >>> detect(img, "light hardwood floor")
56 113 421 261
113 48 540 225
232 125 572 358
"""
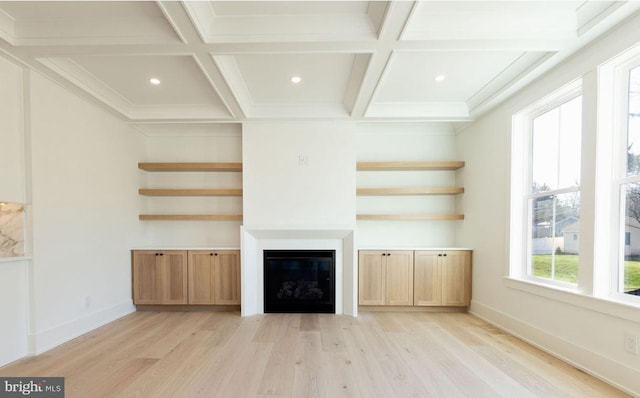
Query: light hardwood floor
0 311 629 398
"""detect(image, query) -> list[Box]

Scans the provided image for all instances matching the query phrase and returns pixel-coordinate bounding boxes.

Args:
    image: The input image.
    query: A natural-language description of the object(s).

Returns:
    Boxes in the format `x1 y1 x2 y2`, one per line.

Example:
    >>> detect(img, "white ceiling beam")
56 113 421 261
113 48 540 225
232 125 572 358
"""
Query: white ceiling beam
350 1 415 119
156 1 245 120
0 8 15 44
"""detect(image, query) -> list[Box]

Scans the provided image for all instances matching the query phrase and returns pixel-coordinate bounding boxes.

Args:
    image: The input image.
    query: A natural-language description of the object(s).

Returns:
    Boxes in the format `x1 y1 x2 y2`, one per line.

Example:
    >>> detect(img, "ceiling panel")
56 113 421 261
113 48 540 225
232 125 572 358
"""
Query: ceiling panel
404 1 580 41
213 52 369 118
36 54 233 119
210 1 370 16
232 53 356 104
184 1 386 43
0 1 180 45
69 55 222 106
375 51 524 103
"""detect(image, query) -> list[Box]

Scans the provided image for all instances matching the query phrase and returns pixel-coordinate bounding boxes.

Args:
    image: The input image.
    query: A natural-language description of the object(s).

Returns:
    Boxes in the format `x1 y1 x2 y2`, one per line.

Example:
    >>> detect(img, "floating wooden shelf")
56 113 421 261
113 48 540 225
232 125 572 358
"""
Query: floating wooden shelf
138 189 243 197
356 161 464 171
139 214 243 221
356 214 464 221
138 162 242 172
357 187 464 196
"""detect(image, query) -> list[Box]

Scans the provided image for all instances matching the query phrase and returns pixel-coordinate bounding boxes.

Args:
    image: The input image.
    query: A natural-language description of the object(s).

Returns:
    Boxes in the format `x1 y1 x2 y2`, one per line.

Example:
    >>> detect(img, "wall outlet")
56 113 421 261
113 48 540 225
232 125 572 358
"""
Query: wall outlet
624 333 638 355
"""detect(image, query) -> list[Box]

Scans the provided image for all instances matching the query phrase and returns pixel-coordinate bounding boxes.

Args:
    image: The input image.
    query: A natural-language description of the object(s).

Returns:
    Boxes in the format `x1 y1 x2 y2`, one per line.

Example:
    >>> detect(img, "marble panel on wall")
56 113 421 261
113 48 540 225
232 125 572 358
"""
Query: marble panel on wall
0 202 24 258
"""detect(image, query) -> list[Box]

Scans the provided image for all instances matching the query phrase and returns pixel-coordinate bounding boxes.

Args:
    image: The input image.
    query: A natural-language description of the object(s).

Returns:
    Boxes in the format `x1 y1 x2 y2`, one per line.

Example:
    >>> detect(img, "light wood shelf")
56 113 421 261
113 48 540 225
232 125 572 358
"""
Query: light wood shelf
356 214 464 221
138 189 243 197
139 214 243 221
357 187 464 196
138 162 242 172
356 161 464 171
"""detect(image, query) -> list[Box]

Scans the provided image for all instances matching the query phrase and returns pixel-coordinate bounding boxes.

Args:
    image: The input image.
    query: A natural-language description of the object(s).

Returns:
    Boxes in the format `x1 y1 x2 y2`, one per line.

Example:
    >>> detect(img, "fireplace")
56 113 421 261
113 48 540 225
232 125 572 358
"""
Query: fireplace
263 250 335 313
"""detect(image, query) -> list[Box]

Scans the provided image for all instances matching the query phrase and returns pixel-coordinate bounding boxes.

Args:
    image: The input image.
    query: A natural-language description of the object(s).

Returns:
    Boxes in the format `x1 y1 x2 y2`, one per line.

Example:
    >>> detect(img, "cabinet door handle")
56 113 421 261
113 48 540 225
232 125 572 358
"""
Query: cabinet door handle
214 253 218 256
438 254 442 257
210 253 214 256
155 253 159 256
159 253 164 256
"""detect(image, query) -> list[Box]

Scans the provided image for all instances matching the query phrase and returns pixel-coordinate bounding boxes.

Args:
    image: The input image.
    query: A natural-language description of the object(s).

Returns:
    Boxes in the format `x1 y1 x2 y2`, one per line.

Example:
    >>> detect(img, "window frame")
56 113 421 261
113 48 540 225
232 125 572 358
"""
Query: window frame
510 80 583 289
610 56 640 303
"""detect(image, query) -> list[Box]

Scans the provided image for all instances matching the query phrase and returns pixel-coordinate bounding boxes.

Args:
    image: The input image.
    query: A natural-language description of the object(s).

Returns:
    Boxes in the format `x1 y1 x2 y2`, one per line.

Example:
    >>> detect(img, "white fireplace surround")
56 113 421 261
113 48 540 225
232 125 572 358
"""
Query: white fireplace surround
241 227 357 317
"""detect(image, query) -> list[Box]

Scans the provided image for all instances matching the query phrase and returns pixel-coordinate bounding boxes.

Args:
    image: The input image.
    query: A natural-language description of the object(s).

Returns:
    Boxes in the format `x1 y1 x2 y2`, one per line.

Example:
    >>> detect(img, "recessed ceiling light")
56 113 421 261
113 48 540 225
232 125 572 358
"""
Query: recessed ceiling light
290 76 302 84
434 75 446 82
149 77 161 85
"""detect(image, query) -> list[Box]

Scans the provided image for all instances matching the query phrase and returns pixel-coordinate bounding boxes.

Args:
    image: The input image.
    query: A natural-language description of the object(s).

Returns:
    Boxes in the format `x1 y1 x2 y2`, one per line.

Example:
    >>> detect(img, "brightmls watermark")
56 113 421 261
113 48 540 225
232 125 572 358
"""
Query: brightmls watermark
0 378 64 397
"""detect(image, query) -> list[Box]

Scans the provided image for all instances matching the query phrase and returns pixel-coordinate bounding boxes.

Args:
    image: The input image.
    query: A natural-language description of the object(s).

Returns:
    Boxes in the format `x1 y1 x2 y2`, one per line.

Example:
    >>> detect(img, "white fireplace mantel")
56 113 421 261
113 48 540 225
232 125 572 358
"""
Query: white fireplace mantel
240 226 357 317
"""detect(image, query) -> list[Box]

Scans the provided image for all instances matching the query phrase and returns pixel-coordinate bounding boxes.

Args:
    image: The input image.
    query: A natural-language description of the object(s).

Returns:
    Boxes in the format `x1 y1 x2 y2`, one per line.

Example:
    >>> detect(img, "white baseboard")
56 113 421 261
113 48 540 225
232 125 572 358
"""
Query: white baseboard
470 300 640 397
28 300 135 356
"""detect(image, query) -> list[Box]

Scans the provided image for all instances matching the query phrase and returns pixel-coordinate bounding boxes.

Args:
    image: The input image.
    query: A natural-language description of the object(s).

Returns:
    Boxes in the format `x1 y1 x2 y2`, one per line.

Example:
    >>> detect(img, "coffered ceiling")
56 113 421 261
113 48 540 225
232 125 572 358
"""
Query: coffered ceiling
0 1 638 123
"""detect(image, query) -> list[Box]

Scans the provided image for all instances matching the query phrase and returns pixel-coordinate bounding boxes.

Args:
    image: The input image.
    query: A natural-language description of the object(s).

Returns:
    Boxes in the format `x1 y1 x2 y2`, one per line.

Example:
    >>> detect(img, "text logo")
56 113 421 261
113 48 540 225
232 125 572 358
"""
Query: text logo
0 378 64 398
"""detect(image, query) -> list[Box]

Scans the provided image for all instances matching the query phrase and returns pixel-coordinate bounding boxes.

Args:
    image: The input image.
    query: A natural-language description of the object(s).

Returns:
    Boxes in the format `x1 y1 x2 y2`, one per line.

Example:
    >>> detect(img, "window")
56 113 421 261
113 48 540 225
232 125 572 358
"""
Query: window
616 63 640 297
528 96 582 284
511 82 582 287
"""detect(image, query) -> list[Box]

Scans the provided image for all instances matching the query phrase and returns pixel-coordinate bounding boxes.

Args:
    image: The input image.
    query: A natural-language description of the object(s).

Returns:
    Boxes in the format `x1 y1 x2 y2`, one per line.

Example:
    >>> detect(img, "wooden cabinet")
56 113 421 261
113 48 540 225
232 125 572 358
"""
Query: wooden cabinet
359 249 472 308
441 250 472 306
358 250 414 306
188 250 240 305
414 250 471 307
132 250 188 305
132 249 240 306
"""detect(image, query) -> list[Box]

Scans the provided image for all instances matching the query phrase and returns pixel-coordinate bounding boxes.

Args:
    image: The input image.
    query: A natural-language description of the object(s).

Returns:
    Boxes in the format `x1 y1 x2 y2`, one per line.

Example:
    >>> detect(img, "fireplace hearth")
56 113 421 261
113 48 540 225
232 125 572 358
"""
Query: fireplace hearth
263 250 335 313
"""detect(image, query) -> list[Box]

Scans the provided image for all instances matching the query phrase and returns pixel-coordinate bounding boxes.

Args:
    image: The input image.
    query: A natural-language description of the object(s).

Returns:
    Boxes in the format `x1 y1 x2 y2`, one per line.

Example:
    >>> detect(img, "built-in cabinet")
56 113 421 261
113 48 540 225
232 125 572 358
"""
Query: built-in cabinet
188 250 241 305
132 249 240 306
132 250 188 305
359 249 472 308
358 250 414 306
414 250 471 306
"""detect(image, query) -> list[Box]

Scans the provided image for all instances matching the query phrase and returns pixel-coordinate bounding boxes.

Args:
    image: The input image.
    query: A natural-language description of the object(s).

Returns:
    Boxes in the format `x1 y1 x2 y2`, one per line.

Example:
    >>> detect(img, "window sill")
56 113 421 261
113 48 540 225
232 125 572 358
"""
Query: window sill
504 277 640 323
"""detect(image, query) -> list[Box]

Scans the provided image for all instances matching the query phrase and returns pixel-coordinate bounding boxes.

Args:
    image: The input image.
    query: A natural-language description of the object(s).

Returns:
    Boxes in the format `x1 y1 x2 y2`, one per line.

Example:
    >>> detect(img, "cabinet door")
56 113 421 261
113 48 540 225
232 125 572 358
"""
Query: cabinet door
162 251 189 305
414 251 442 306
188 251 216 305
213 250 241 305
358 251 386 305
132 250 188 305
132 251 163 305
385 250 414 306
442 251 472 306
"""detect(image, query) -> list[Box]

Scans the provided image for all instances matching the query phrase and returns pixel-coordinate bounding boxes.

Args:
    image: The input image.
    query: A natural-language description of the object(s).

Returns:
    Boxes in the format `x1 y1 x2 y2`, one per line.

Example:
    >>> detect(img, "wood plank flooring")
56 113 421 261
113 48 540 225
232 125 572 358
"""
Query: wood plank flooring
0 311 629 398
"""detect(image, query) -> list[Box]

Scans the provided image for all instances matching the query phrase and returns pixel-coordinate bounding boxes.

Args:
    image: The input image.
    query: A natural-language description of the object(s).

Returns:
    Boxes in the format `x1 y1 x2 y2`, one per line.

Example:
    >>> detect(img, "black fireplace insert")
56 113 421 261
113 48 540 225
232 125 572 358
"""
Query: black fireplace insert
263 250 335 313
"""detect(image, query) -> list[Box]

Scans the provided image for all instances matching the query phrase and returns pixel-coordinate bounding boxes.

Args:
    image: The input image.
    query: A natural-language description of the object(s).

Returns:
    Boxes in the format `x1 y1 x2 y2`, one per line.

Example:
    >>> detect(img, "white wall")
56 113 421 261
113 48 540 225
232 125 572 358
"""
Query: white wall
457 13 640 395
356 123 459 248
0 54 29 366
28 71 142 354
243 121 356 228
0 56 25 204
138 124 243 248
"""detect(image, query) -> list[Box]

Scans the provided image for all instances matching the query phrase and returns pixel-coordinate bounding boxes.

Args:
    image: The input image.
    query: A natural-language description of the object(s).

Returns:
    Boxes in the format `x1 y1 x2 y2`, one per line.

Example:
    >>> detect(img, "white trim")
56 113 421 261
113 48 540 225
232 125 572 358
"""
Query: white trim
470 299 640 397
600 46 640 303
503 277 640 323
0 256 30 264
28 300 135 356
